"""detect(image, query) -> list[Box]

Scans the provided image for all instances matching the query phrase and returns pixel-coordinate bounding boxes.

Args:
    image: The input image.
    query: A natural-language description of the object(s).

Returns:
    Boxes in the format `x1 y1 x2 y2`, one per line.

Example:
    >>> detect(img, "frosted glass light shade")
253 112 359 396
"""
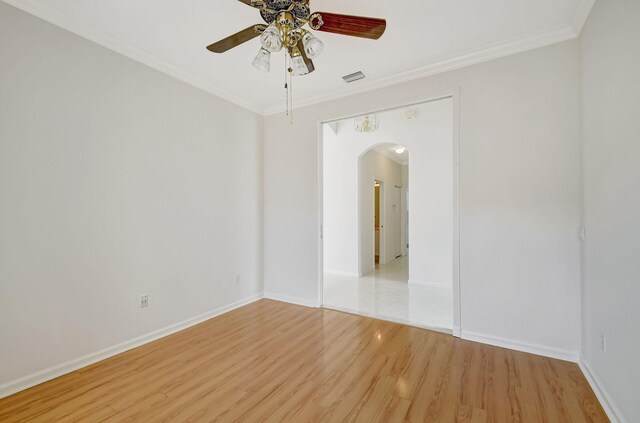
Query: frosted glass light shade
260 24 283 53
291 55 310 76
302 32 324 58
252 48 271 72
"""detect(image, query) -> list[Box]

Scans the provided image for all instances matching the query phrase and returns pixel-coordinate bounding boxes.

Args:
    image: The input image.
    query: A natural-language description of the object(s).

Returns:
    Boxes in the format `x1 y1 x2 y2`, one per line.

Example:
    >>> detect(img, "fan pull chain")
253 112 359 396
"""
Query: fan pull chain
289 65 293 124
284 53 289 118
284 52 293 124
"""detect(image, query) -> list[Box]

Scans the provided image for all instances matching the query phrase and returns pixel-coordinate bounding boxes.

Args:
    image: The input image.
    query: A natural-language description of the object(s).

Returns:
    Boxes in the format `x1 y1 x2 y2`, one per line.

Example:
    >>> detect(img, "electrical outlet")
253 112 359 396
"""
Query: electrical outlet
601 334 607 353
140 295 149 309
235 274 241 285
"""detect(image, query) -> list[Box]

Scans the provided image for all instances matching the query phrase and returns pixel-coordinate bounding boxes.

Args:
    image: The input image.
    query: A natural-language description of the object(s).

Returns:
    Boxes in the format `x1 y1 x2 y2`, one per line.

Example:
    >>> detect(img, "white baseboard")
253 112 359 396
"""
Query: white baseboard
408 279 451 289
461 330 579 362
264 292 320 308
0 294 263 400
324 270 361 278
578 356 626 423
452 326 461 338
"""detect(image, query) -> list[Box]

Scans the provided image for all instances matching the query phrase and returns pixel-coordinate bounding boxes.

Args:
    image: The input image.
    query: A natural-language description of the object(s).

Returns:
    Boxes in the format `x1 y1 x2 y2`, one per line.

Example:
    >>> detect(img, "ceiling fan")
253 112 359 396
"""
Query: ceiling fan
206 0 387 77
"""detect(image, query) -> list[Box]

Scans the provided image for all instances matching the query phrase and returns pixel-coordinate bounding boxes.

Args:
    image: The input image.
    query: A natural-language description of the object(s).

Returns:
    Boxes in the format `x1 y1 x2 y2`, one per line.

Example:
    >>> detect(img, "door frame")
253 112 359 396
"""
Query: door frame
371 179 384 272
392 184 403 260
317 87 462 337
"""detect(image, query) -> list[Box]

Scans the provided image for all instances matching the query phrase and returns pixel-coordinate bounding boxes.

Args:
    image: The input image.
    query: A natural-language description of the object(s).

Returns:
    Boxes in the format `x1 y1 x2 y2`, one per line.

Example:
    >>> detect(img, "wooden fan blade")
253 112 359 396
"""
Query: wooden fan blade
309 12 386 40
206 25 266 53
238 0 265 8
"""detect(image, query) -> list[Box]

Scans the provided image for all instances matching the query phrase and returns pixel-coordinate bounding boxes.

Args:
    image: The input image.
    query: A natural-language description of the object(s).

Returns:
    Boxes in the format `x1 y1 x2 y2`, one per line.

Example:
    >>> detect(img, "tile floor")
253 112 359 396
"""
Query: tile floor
323 256 453 332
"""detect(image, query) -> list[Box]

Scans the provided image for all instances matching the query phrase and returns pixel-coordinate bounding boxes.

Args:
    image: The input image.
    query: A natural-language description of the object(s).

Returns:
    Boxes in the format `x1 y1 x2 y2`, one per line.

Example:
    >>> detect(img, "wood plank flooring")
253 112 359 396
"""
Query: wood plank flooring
0 299 608 422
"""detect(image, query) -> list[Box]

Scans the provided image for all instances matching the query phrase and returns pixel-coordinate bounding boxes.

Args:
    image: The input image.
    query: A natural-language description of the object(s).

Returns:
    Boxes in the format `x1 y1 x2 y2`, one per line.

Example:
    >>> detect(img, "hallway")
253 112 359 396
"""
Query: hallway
323 257 453 332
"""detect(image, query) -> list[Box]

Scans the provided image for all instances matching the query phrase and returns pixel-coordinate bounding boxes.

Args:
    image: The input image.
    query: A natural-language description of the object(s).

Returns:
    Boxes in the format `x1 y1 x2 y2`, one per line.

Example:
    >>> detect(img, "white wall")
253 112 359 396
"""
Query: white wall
321 125 360 276
265 39 582 356
0 3 264 392
581 1 640 421
404 101 454 287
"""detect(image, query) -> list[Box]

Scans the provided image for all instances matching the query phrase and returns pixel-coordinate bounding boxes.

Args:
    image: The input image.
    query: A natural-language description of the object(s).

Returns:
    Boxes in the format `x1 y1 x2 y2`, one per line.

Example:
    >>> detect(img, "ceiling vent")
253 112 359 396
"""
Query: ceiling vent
343 71 366 83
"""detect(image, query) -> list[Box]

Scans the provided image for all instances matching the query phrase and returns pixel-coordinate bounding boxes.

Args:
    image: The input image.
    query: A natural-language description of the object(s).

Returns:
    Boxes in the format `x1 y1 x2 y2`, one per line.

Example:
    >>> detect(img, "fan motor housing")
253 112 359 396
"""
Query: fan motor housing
260 0 310 28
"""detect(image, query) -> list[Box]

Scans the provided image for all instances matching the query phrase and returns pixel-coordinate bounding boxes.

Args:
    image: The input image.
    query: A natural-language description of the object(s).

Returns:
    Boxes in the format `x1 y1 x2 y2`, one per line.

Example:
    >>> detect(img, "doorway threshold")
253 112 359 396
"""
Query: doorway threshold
322 304 453 335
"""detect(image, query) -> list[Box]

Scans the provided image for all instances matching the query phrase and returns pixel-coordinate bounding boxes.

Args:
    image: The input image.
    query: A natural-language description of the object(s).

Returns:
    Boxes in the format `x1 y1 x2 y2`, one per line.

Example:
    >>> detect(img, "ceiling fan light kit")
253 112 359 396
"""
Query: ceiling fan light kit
207 0 387 121
260 24 284 52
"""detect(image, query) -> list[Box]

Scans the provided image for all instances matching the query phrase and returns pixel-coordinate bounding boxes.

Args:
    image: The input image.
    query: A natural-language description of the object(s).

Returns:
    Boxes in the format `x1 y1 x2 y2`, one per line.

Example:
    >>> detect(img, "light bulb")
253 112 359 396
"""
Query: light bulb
302 32 324 59
252 48 271 72
260 24 283 53
395 147 406 154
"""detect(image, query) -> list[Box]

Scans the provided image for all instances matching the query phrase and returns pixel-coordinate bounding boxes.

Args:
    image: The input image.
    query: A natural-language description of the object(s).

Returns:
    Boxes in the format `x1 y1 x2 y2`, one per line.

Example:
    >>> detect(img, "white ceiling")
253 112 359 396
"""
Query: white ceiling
4 0 594 115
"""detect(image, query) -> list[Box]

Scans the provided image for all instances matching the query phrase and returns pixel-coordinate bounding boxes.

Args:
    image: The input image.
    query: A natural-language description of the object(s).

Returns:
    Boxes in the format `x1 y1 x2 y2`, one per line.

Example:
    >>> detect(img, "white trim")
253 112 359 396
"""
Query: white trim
321 92 454 126
452 326 461 338
3 0 595 117
264 292 320 308
408 279 451 289
578 356 627 423
0 294 264 400
1 0 263 115
461 330 579 363
451 86 462 339
572 0 597 35
317 122 325 308
262 24 580 115
317 89 461 340
324 270 361 278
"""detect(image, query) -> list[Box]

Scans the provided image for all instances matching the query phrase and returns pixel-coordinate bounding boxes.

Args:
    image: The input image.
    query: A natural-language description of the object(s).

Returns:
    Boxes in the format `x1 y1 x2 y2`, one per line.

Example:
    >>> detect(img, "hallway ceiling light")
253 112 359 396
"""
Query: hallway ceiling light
354 114 379 133
394 146 406 154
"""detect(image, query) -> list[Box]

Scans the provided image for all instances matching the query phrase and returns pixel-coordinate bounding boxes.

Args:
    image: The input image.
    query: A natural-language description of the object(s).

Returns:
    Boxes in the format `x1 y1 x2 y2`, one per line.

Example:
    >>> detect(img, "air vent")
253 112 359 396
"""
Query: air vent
343 71 366 83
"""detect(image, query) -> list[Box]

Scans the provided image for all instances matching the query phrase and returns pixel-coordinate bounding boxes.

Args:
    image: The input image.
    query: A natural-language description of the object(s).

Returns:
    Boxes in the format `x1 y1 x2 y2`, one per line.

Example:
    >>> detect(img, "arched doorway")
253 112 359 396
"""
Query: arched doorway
357 143 409 277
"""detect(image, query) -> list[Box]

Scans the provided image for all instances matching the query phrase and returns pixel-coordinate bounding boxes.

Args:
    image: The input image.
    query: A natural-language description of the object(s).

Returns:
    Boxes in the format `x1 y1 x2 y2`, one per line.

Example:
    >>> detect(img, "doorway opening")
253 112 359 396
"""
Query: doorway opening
320 97 457 333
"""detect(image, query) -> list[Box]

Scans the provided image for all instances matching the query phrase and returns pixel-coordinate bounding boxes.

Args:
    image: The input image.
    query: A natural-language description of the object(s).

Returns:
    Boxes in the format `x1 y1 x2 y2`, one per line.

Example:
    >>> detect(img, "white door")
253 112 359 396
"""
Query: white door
392 186 402 259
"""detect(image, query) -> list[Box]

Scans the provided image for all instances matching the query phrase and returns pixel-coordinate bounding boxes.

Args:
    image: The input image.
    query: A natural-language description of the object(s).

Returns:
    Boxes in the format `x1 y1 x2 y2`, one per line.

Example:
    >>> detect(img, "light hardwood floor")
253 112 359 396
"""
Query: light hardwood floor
0 299 608 422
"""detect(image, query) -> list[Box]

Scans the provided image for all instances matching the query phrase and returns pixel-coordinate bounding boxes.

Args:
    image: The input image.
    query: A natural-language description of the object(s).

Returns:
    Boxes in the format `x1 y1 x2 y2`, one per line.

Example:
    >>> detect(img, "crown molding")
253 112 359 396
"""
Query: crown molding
572 0 596 35
1 0 264 115
4 0 596 117
263 24 578 115
263 0 597 115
